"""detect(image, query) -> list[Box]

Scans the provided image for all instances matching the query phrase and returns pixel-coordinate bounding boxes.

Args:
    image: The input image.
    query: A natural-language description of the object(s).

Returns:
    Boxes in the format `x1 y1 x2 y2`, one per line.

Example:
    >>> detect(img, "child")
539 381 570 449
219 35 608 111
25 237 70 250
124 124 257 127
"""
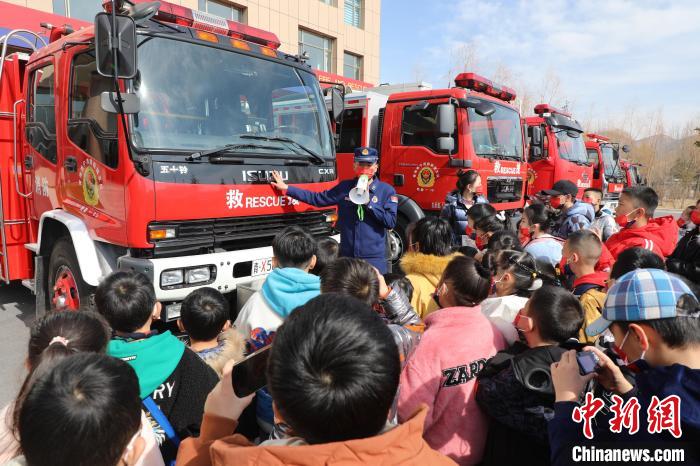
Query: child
177 294 455 465
582 188 619 242
234 226 320 347
667 207 700 284
520 203 563 267
310 236 339 276
398 255 506 464
440 169 488 245
561 230 608 343
477 286 584 466
96 271 218 464
540 180 594 239
605 186 678 260
383 272 414 302
14 353 144 466
178 287 245 377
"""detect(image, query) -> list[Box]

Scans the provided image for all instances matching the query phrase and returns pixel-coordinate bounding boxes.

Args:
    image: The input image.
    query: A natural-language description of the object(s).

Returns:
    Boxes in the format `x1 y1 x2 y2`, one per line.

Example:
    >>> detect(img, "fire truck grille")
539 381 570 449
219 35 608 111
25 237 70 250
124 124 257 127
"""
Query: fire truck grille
148 210 336 258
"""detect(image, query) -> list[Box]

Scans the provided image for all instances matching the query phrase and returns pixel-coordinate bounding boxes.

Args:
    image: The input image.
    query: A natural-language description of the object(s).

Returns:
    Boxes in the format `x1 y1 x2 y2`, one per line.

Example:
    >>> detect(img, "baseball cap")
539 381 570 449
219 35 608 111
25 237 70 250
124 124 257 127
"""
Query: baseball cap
586 269 699 337
354 147 378 163
540 180 578 197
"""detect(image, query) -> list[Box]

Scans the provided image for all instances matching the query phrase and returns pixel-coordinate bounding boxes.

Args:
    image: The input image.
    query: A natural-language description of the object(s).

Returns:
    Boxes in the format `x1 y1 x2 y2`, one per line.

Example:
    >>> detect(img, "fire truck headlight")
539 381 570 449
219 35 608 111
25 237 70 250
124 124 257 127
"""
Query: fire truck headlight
185 267 211 284
161 269 184 287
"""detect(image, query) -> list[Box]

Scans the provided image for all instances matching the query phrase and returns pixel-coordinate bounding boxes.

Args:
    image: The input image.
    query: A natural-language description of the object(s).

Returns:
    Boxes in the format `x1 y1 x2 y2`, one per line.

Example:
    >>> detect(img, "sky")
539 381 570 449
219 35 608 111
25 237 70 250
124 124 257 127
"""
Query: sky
379 0 700 138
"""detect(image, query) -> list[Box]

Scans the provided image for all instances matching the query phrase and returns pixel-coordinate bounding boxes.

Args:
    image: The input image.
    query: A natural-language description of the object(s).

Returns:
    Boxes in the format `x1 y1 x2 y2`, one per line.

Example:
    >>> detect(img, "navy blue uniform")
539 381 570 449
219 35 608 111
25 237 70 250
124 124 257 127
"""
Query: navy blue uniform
287 177 398 273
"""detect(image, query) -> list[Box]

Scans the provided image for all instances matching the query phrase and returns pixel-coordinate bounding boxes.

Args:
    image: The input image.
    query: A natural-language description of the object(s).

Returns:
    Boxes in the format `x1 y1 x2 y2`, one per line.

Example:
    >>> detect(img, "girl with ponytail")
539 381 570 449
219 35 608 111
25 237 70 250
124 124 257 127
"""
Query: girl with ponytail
440 170 488 246
520 203 564 268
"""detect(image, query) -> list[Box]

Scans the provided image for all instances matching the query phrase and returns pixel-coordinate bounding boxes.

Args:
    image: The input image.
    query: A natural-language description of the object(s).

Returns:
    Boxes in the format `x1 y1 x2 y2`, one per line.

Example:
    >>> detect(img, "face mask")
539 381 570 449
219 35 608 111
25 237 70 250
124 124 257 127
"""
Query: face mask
513 310 534 332
355 166 375 177
519 225 532 244
615 208 640 227
612 330 650 374
475 234 487 250
432 284 445 308
490 275 505 295
558 255 573 278
465 225 474 237
677 218 687 228
690 210 700 225
583 197 596 206
549 196 563 209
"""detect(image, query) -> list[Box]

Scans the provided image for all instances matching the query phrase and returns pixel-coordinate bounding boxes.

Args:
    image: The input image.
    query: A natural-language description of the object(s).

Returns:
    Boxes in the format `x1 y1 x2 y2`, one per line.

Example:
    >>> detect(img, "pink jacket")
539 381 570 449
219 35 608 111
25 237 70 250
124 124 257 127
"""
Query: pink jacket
397 306 506 465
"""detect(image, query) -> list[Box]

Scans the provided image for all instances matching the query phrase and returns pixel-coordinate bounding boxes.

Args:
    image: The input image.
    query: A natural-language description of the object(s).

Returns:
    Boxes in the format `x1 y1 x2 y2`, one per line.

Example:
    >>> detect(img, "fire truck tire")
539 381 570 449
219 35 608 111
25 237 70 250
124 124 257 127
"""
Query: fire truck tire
389 215 410 265
47 237 95 312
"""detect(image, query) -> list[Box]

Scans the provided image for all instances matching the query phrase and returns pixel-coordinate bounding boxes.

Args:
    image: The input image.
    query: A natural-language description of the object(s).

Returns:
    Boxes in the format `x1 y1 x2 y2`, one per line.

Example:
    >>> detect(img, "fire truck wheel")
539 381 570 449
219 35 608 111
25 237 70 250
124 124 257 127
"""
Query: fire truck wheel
389 215 409 265
48 237 95 312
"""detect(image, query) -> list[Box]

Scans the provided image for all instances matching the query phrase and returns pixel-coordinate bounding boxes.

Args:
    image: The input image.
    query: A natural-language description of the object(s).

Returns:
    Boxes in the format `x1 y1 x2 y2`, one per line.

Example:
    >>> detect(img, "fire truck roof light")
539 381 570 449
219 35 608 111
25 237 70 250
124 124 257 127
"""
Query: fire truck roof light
149 0 281 49
533 103 571 117
454 72 517 102
586 133 610 142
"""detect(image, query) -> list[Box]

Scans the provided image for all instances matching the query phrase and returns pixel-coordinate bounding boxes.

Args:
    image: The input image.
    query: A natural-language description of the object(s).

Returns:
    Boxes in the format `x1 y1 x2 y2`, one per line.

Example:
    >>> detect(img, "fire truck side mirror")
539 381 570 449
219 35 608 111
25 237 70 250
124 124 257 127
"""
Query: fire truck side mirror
95 12 138 79
101 91 140 114
621 144 630 153
325 87 345 123
530 126 543 146
458 98 495 117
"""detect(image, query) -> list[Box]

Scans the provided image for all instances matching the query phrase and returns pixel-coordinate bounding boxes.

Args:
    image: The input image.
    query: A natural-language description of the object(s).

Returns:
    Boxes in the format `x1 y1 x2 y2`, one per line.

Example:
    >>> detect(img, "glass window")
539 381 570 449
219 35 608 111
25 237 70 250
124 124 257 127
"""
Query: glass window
344 0 362 27
320 0 335 4
601 145 624 179
587 148 599 167
132 36 333 160
337 108 363 153
27 63 57 163
554 129 588 164
68 51 118 168
401 103 455 153
343 52 362 80
299 29 333 72
197 0 244 21
52 0 102 22
468 100 523 160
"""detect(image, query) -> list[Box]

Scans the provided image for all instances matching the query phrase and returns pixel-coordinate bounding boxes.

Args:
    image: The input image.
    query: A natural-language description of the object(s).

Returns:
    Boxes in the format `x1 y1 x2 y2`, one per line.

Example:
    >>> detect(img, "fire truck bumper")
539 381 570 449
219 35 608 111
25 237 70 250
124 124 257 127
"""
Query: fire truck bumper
118 235 340 321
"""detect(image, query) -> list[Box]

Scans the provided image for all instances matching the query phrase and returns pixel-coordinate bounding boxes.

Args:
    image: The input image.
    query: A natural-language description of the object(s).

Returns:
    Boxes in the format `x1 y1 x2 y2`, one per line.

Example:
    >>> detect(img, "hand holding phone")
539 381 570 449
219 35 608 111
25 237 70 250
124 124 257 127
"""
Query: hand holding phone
576 350 600 375
231 345 271 398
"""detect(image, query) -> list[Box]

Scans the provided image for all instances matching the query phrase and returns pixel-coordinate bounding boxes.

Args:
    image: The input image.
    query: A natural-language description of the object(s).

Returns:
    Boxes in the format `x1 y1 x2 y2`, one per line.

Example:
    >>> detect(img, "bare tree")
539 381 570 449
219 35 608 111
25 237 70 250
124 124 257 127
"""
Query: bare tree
443 42 478 87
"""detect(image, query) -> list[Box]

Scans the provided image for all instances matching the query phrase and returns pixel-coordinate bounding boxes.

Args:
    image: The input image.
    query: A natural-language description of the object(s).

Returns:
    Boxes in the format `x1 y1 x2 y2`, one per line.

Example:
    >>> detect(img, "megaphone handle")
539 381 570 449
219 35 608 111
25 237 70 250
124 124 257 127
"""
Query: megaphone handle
357 204 365 221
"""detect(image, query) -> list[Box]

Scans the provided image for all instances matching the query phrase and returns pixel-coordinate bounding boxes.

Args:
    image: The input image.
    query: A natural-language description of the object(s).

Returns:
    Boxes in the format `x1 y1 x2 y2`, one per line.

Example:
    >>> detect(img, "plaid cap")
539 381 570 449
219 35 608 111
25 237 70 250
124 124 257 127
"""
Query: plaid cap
586 268 696 337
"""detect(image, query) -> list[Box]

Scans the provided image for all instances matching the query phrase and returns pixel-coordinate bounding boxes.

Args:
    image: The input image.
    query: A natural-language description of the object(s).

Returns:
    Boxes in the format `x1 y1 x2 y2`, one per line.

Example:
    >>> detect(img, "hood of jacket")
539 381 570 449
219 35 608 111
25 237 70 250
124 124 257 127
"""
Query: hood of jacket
573 271 609 292
566 200 595 223
400 252 461 286
108 331 185 399
608 215 679 257
208 406 454 465
261 268 321 318
444 191 486 207
637 364 700 432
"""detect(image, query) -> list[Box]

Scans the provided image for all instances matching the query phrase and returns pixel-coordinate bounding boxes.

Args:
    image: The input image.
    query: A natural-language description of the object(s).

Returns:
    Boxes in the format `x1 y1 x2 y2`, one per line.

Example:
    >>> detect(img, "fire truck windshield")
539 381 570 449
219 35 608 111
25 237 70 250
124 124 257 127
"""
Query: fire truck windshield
601 145 623 179
130 36 333 159
467 101 523 160
554 129 588 164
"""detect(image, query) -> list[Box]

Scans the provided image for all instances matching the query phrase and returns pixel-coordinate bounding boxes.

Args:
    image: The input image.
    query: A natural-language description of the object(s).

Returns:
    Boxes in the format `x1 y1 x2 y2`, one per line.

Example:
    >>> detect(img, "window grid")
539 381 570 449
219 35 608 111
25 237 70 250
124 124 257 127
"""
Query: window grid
344 0 362 27
197 0 244 21
343 52 363 81
298 29 334 73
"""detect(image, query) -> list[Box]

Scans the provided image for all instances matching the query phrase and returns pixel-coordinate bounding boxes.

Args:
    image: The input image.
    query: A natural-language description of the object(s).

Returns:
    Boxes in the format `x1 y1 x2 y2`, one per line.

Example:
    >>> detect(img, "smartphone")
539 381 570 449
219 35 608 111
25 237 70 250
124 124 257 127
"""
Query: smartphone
231 345 271 398
576 351 600 375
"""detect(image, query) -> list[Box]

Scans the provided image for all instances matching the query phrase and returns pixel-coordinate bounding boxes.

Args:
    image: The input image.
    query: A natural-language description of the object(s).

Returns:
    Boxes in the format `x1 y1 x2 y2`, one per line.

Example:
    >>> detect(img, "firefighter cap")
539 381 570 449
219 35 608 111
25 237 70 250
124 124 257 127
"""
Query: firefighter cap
354 147 379 163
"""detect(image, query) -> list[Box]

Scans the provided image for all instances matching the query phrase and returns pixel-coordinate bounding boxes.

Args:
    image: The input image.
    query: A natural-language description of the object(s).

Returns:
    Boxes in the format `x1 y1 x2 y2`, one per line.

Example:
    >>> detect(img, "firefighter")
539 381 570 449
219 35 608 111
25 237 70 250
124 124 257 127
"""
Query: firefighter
270 147 397 273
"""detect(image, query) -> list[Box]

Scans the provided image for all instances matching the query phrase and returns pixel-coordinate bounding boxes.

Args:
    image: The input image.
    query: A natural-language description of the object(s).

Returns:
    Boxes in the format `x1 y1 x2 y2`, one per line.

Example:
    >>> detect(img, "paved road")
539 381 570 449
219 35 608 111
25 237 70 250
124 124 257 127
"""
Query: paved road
0 208 683 406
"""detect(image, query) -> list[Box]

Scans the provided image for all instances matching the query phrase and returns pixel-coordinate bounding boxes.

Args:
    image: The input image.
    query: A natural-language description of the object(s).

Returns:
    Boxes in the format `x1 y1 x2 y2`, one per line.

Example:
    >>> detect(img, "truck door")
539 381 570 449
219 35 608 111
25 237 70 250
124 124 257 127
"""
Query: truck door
59 48 126 244
24 59 59 219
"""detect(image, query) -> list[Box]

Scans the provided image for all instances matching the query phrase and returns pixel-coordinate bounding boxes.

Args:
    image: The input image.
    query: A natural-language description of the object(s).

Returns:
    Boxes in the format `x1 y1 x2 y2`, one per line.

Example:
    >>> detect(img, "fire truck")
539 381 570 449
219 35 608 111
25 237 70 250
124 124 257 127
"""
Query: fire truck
525 104 593 199
334 73 527 260
0 0 343 318
585 133 630 210
621 160 646 187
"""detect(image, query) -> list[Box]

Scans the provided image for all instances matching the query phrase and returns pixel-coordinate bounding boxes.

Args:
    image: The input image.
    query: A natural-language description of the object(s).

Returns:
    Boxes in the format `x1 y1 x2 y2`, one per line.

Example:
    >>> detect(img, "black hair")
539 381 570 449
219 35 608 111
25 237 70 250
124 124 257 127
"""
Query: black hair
311 237 340 277
267 293 400 444
610 247 665 280
475 215 505 235
19 353 141 466
410 217 453 256
321 257 379 306
487 230 523 254
494 250 539 297
615 292 700 348
566 229 602 264
523 203 557 234
583 187 604 198
441 255 491 306
534 258 562 287
528 286 584 343
454 169 480 195
180 287 230 341
12 311 111 443
272 226 317 268
621 186 659 217
384 273 414 302
467 203 497 224
95 271 156 333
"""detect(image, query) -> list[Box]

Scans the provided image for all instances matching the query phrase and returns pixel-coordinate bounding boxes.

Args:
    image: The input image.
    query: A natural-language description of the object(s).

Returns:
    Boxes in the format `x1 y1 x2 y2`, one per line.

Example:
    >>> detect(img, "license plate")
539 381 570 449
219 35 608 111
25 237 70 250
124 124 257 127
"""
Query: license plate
251 257 273 277
498 182 515 194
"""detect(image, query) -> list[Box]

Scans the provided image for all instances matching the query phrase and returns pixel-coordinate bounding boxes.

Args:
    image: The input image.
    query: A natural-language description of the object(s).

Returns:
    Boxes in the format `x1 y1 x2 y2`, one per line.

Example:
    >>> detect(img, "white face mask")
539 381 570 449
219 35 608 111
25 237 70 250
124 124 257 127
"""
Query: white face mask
119 428 143 466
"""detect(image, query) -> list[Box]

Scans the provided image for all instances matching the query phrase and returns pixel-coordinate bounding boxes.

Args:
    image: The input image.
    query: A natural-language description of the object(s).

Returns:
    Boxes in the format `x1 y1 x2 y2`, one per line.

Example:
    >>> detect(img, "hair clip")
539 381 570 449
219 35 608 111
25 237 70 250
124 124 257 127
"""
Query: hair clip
49 336 70 347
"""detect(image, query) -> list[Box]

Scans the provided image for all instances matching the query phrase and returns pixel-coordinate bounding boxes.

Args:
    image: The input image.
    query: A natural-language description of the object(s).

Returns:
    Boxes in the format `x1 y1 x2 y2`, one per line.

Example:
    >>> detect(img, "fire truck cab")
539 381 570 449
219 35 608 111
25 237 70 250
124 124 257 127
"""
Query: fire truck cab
585 133 630 210
0 1 342 318
525 104 592 199
335 73 527 261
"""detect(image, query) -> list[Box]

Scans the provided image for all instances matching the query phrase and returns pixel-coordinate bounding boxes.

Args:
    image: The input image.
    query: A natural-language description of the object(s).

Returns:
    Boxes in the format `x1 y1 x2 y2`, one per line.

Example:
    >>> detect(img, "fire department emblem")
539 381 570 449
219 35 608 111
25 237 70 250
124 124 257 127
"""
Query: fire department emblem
79 160 103 207
414 162 439 191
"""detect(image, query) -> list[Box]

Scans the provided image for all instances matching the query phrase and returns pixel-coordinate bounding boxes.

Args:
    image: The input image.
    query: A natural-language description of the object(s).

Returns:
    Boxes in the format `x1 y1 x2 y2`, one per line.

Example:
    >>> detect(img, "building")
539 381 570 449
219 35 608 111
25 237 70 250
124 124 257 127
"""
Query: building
2 0 380 87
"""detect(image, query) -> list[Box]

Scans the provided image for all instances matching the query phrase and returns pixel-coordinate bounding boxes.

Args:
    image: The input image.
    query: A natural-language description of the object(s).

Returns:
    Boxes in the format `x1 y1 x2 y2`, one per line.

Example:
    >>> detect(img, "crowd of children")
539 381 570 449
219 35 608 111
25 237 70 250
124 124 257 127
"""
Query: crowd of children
0 178 698 466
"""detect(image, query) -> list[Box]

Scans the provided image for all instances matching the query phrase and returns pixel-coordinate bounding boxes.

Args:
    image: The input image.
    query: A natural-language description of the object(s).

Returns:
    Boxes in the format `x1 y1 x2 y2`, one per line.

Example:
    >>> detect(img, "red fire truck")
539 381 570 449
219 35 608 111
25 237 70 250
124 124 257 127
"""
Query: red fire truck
0 0 343 317
334 73 527 260
621 160 646 187
525 104 593 199
585 133 630 210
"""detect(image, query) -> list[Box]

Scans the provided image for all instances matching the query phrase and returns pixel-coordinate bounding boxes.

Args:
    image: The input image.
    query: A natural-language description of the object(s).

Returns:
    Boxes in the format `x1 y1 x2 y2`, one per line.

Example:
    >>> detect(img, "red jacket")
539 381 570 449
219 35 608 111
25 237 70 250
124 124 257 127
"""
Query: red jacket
605 216 678 260
595 243 614 272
